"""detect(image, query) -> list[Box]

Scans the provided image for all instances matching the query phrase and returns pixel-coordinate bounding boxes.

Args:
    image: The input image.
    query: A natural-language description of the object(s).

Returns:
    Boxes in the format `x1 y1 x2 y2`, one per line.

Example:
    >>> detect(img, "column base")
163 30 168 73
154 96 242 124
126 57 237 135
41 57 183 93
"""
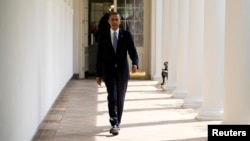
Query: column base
196 108 223 121
164 83 176 93
221 121 250 124
172 88 187 98
182 97 202 108
152 74 162 82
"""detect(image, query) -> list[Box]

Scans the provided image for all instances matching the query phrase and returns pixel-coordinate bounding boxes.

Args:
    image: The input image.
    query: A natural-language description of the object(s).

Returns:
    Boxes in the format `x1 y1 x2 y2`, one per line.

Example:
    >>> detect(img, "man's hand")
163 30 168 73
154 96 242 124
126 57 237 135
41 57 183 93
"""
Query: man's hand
96 77 102 86
131 65 137 73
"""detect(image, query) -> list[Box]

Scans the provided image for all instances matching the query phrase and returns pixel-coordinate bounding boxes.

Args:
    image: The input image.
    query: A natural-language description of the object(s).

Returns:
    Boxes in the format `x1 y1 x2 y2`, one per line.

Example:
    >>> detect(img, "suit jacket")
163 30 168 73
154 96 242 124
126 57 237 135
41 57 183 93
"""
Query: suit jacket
96 29 139 82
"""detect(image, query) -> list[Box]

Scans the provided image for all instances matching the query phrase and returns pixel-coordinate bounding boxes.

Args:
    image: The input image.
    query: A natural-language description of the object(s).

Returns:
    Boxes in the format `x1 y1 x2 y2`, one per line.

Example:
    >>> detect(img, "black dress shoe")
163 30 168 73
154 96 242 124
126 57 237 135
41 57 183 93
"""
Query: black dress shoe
109 125 119 135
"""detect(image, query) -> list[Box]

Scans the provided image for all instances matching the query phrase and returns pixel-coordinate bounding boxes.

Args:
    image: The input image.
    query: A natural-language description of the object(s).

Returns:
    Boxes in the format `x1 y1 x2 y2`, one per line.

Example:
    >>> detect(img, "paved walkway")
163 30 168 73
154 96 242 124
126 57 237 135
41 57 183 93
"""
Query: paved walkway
33 79 221 141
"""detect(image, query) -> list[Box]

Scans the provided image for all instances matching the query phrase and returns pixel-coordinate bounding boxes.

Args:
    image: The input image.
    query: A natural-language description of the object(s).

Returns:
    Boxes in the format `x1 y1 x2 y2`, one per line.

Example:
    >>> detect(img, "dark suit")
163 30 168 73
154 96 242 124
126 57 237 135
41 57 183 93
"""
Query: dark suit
96 29 139 127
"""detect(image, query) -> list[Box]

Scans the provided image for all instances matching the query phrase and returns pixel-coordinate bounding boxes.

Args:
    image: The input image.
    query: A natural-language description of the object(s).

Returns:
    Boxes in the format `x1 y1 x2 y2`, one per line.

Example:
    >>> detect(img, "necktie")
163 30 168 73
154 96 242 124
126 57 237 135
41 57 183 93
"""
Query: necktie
113 31 117 52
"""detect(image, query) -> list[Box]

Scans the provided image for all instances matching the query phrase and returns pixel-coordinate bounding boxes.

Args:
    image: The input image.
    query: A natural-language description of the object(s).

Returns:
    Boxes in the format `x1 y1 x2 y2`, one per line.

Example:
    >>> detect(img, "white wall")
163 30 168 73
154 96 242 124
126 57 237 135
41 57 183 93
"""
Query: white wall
0 0 74 140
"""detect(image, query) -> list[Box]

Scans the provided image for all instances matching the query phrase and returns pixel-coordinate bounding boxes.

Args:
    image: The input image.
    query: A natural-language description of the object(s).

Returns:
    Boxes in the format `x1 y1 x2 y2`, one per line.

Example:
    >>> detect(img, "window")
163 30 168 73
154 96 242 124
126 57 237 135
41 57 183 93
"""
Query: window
117 0 143 47
89 0 143 47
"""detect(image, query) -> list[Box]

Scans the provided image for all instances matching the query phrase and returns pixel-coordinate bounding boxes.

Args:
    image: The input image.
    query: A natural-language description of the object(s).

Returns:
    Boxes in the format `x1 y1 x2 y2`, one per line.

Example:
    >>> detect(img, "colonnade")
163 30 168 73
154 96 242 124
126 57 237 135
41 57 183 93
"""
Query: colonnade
151 0 250 123
1 0 250 141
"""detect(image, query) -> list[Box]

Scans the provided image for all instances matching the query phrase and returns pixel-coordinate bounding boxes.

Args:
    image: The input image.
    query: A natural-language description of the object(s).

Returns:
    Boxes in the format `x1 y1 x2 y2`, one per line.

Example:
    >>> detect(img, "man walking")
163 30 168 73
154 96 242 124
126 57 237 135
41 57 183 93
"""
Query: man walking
96 12 139 135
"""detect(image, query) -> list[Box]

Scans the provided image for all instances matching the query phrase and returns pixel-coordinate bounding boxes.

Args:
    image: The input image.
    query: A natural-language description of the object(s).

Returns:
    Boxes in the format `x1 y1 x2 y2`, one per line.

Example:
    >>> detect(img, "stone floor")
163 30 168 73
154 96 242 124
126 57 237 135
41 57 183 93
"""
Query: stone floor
32 79 221 141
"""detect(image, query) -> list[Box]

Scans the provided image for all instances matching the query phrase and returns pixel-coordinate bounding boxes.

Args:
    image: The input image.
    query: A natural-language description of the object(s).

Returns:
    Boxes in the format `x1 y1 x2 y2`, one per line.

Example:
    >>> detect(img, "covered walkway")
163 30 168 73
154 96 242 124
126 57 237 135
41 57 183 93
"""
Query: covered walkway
32 79 221 141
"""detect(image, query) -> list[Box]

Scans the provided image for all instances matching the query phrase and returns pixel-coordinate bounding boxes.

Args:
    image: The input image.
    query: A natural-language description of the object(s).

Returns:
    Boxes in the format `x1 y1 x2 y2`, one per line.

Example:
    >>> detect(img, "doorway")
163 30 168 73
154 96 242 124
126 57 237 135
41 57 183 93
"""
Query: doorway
86 0 149 79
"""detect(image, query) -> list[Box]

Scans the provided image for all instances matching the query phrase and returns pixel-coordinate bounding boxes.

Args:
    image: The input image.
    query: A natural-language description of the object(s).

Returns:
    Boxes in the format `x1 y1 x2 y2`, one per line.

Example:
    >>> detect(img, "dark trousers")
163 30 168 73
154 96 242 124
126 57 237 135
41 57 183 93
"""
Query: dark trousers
104 71 128 126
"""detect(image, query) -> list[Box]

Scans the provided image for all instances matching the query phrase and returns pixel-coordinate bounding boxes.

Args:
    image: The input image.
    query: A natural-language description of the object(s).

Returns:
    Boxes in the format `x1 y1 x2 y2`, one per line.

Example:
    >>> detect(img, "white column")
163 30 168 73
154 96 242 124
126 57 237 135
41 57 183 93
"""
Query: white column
172 0 189 98
196 0 225 121
159 0 169 86
223 0 250 124
161 0 169 75
183 0 204 108
165 0 178 92
151 0 163 81
73 0 85 78
69 0 74 8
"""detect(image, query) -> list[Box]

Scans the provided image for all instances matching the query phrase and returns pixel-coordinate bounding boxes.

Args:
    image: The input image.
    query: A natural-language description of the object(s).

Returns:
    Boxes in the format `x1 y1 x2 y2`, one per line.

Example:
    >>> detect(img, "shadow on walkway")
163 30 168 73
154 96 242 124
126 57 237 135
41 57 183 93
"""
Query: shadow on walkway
33 79 221 141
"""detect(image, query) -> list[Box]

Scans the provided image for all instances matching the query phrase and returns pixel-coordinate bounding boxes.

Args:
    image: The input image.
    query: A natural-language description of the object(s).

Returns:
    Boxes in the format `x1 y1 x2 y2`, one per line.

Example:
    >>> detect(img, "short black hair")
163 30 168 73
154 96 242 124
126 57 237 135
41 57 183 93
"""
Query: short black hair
109 12 121 18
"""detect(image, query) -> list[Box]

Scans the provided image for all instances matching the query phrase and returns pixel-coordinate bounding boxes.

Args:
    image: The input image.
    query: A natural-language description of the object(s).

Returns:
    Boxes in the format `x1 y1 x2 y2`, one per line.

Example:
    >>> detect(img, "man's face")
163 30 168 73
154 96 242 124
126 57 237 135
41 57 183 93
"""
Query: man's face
108 14 121 31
